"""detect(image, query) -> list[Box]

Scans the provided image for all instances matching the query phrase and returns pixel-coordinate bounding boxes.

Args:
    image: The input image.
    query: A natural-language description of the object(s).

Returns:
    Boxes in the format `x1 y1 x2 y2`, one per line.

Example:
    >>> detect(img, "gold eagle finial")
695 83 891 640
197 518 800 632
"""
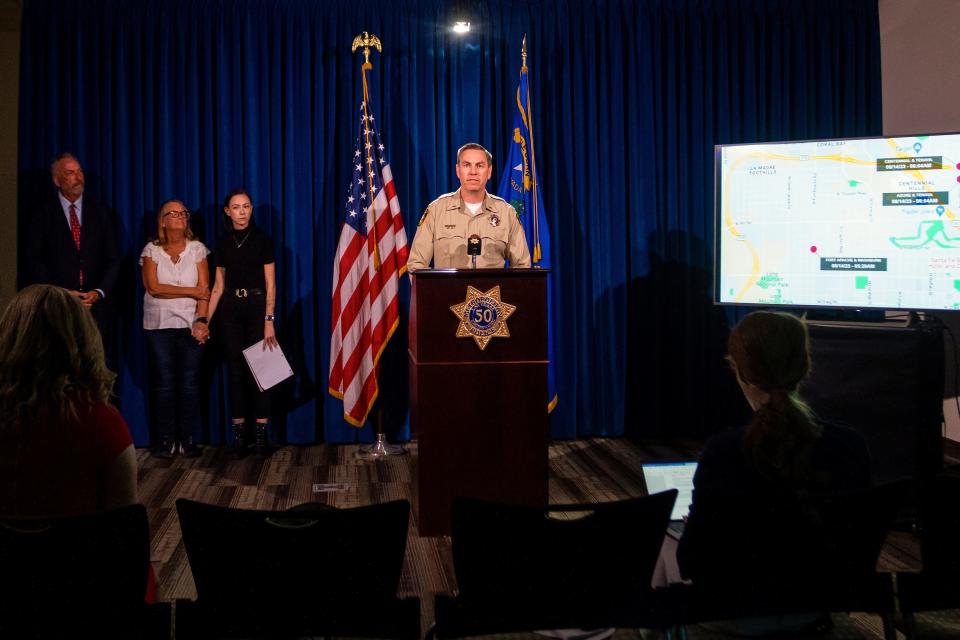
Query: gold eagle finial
351 31 382 65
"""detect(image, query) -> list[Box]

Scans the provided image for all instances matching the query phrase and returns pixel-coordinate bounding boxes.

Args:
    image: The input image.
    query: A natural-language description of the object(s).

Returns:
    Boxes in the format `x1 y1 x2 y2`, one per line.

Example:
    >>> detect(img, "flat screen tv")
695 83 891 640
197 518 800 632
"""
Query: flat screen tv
714 132 960 310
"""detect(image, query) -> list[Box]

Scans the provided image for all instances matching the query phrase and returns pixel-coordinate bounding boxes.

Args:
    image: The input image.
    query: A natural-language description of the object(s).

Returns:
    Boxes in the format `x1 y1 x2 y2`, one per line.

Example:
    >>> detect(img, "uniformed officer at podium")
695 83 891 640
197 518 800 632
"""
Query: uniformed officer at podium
407 143 531 272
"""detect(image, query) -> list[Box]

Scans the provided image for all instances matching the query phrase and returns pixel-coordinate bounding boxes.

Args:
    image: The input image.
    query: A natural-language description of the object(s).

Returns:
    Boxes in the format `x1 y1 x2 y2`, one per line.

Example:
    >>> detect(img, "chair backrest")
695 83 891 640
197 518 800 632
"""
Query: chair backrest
0 503 150 637
815 477 914 579
683 478 912 620
917 473 960 573
450 490 677 615
176 498 410 611
895 473 960 616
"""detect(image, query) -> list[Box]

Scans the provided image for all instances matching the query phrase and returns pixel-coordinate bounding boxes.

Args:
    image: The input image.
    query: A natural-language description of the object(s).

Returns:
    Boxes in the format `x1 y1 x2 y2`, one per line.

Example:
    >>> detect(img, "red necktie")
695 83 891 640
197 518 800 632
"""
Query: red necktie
69 204 84 288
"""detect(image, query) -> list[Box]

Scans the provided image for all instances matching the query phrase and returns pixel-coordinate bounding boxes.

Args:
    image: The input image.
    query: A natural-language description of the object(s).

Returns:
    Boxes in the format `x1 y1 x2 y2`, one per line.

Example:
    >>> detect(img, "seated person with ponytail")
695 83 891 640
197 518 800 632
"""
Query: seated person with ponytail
676 311 871 636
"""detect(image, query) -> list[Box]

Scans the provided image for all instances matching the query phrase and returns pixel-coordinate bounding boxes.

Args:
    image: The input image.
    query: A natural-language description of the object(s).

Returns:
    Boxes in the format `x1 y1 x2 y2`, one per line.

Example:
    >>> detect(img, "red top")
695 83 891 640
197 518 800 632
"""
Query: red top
0 403 133 518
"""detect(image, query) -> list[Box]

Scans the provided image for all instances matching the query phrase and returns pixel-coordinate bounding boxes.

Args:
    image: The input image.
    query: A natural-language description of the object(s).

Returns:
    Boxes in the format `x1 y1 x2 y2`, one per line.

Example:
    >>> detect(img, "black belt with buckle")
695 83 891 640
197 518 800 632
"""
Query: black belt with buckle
233 288 265 298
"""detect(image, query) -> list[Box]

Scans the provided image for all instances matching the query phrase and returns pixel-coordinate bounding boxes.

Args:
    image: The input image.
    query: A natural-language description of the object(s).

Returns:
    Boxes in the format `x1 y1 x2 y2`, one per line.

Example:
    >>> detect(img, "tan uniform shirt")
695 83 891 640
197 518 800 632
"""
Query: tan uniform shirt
406 189 532 272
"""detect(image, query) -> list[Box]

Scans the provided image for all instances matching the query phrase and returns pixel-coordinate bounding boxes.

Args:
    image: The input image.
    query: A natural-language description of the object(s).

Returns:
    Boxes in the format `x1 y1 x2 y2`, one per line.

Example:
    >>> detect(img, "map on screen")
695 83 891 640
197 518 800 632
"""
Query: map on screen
715 133 960 310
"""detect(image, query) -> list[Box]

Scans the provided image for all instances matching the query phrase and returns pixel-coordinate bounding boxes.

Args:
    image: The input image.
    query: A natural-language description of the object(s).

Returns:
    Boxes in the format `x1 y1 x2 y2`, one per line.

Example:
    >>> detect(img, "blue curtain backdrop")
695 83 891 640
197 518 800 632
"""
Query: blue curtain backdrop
17 0 882 445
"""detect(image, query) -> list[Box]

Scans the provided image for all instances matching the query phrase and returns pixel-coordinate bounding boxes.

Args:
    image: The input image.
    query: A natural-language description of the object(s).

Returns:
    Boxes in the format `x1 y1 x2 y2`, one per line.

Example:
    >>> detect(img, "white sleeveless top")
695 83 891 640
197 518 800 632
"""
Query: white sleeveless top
140 240 210 330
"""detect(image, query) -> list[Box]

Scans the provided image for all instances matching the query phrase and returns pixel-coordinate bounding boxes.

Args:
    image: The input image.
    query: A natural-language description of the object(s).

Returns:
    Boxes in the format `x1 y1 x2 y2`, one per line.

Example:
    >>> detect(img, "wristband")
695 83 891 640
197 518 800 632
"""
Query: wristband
194 316 208 324
264 314 275 322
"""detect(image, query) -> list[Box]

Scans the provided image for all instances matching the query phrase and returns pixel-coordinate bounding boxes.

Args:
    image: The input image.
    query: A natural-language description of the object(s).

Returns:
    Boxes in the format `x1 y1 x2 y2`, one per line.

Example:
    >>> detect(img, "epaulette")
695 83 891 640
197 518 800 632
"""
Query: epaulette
424 191 459 217
417 208 430 226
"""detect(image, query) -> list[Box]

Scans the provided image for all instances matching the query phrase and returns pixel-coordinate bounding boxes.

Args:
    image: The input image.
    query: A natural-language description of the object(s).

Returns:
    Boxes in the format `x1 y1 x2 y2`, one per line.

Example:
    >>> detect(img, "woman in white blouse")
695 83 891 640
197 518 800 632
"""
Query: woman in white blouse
140 199 210 458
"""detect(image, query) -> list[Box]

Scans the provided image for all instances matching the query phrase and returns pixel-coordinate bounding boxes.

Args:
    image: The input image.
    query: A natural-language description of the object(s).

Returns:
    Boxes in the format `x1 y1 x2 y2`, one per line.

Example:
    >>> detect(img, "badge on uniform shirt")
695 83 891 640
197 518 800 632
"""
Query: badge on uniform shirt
450 285 516 350
489 214 500 227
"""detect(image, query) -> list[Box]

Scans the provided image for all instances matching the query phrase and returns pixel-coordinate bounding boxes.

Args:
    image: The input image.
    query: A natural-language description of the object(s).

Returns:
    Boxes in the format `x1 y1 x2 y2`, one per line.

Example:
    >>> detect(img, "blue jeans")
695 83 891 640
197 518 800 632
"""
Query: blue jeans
145 328 203 445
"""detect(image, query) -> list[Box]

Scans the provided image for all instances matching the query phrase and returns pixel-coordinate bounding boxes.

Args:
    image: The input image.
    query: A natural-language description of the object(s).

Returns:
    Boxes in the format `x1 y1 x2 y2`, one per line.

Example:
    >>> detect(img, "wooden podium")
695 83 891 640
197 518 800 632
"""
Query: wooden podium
409 269 549 536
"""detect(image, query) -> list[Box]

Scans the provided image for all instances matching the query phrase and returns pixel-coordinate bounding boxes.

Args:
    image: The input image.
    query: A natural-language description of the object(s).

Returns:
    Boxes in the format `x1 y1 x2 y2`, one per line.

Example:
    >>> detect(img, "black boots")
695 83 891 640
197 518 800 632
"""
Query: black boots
254 422 270 459
230 422 246 458
228 421 271 459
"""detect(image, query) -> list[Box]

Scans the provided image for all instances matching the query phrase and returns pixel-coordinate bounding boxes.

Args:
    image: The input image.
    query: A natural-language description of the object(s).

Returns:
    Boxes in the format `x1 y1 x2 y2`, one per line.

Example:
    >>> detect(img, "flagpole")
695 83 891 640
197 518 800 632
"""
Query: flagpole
511 36 556 412
522 34 542 264
351 31 405 458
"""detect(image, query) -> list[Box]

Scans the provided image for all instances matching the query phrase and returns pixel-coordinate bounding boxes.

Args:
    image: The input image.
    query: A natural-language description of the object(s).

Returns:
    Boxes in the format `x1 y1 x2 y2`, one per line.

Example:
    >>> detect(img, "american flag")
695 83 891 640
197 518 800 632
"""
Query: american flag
328 99 408 427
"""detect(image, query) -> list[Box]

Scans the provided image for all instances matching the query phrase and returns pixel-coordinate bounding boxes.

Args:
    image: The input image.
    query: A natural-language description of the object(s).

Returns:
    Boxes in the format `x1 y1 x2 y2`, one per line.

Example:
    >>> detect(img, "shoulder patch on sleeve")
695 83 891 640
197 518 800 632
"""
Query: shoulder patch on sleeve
504 203 522 224
418 208 430 227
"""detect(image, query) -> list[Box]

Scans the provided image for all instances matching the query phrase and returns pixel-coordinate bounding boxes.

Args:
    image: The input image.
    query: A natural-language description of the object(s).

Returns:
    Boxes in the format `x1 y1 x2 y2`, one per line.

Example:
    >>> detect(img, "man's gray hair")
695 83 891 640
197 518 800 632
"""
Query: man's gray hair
50 152 79 175
457 143 493 165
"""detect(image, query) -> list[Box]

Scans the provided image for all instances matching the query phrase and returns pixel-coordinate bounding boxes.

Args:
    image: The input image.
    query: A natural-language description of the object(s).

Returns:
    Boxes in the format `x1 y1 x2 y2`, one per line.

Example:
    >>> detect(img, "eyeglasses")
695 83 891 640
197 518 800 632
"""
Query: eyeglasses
163 210 190 219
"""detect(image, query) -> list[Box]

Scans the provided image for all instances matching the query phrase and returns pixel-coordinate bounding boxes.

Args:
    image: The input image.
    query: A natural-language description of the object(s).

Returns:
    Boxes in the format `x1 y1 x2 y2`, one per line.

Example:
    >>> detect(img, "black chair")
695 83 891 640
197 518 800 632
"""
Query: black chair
175 498 419 639
660 479 913 640
429 490 678 638
0 503 169 639
897 473 960 639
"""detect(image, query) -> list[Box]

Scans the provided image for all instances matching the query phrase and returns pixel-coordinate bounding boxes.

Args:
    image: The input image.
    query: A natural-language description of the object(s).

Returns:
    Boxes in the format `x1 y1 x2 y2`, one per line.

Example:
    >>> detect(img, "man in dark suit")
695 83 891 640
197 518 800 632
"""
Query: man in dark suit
23 153 122 338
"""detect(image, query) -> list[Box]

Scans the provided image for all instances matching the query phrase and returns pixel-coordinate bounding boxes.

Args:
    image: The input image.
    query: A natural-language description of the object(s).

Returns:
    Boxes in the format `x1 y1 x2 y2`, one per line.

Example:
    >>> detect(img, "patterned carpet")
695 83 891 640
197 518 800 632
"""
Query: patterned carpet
137 438 920 639
901 610 960 639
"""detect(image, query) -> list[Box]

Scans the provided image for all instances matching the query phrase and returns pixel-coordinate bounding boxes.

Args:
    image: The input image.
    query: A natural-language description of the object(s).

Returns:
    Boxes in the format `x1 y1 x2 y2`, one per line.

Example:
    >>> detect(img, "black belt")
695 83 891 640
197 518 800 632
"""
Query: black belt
233 288 265 298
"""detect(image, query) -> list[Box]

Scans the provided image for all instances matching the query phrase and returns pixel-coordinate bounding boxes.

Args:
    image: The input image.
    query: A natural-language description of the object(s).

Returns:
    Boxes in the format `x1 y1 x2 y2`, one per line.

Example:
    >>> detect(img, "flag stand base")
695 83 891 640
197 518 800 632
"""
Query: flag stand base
360 432 406 458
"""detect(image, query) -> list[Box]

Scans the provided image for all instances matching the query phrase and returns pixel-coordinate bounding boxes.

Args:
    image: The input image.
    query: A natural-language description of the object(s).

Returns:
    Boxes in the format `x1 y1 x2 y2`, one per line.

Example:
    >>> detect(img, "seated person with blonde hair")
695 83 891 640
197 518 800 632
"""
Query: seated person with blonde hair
0 284 137 517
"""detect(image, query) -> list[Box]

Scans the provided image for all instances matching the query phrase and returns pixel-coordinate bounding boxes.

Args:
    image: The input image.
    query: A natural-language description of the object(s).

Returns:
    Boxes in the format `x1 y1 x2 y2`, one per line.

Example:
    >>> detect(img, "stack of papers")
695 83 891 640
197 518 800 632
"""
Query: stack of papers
242 340 294 391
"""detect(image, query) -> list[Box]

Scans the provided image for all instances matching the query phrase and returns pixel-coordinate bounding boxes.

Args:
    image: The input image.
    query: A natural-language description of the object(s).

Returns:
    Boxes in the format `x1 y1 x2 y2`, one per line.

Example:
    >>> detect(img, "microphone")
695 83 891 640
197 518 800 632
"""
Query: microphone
467 234 482 269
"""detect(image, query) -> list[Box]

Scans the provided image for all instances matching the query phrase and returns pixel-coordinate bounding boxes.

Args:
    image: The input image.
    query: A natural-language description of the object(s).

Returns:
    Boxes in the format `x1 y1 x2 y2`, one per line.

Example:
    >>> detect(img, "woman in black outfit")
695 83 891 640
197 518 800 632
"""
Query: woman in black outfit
676 311 871 636
206 188 278 458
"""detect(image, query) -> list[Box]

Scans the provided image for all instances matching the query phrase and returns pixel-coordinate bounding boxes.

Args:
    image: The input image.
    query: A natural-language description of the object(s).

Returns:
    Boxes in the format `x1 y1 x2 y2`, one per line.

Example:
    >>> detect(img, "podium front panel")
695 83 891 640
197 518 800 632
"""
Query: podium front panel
413 361 548 536
409 269 550 536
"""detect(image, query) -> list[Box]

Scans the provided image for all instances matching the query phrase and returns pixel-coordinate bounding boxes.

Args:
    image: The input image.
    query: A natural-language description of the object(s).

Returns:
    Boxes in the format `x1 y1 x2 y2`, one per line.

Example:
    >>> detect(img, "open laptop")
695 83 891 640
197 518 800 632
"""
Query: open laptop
641 460 697 539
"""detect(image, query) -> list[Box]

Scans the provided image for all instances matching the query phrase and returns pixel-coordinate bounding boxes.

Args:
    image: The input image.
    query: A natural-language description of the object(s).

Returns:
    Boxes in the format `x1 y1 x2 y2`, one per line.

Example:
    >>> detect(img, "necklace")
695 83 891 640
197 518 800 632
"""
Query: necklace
233 230 251 249
164 241 186 264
